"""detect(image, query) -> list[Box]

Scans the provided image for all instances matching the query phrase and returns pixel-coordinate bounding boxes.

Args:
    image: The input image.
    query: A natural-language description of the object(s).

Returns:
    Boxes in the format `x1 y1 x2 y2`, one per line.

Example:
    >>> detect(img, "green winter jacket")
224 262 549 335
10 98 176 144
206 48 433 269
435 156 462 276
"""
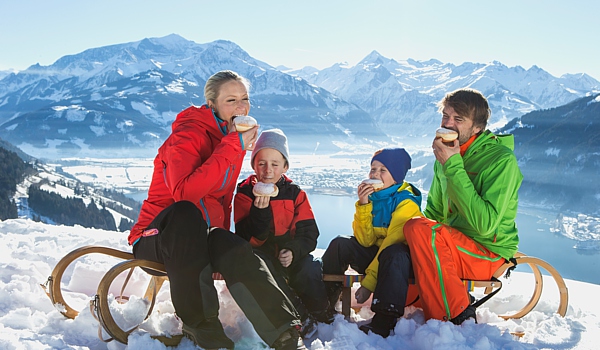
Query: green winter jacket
425 130 523 259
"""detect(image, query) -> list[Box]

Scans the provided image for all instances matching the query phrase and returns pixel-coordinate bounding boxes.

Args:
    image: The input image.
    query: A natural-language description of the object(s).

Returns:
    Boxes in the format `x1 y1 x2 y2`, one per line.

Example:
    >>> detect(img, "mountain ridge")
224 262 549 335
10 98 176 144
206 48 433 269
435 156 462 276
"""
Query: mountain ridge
0 34 386 158
0 34 598 160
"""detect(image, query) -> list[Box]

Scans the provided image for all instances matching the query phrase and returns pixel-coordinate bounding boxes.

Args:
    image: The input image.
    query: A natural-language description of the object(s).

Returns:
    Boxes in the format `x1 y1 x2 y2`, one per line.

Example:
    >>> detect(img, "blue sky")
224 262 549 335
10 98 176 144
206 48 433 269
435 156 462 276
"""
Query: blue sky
1 0 598 80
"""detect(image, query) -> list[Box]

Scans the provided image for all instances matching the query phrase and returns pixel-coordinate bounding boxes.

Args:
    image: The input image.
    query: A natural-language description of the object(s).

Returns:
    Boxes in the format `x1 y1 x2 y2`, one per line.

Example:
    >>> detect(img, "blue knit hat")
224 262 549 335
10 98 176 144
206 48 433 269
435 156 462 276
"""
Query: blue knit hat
371 148 411 183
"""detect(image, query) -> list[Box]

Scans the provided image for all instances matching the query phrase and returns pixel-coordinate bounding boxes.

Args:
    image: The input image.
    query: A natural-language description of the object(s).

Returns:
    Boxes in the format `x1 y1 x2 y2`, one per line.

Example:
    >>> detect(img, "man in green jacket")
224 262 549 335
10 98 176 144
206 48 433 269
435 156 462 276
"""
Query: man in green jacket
403 88 523 325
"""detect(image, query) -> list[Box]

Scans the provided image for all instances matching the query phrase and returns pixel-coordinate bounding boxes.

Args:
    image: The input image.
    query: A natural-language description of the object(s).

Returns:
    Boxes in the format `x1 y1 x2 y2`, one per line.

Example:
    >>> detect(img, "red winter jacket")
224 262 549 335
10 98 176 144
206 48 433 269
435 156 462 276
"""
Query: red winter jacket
129 105 245 245
234 174 319 264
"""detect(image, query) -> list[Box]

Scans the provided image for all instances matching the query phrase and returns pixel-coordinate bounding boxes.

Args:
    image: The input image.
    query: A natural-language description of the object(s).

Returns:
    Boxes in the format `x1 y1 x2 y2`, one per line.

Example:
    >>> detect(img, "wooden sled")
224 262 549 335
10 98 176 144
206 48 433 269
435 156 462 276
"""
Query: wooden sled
41 245 182 345
323 252 569 320
43 246 568 345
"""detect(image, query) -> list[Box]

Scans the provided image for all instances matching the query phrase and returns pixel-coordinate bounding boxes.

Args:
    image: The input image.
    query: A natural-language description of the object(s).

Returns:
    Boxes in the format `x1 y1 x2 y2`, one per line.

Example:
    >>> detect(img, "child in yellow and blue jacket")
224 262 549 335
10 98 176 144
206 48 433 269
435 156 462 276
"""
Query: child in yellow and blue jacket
322 148 423 337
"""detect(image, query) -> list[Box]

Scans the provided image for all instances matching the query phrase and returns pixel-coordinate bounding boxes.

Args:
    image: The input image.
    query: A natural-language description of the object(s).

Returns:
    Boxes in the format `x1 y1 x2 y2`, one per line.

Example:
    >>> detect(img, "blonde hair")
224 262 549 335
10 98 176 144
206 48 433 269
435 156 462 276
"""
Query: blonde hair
204 70 251 105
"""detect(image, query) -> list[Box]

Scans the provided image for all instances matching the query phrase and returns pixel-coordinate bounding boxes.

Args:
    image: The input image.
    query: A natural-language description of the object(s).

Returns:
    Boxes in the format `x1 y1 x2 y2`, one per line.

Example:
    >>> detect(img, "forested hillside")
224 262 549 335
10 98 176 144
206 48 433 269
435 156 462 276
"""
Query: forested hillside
0 141 141 230
0 146 34 219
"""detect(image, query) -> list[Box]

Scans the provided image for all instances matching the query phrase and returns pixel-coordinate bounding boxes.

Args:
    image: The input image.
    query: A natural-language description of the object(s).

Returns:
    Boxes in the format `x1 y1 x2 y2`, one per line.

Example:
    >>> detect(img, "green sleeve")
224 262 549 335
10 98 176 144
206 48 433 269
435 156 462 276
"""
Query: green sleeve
424 161 445 221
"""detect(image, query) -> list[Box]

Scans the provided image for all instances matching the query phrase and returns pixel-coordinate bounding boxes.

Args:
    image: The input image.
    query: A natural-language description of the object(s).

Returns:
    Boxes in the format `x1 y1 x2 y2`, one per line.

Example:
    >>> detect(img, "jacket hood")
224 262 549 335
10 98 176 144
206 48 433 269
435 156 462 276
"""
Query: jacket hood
470 130 515 153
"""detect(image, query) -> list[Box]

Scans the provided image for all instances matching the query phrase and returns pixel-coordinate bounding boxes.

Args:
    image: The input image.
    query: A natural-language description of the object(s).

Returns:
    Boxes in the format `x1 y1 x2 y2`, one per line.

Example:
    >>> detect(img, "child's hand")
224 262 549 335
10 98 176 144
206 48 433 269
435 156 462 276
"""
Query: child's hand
253 195 270 209
357 183 374 205
278 249 293 267
355 286 372 304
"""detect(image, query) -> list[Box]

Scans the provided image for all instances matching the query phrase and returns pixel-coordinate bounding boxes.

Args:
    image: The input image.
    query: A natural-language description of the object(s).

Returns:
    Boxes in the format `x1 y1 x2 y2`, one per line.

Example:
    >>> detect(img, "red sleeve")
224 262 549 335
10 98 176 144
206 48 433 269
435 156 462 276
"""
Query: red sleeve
163 125 243 203
281 190 319 260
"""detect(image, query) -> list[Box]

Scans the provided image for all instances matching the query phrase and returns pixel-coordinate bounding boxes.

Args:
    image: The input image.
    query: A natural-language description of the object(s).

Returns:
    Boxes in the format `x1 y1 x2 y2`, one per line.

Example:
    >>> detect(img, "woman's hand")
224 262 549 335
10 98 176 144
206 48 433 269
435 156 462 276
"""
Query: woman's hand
278 249 293 268
253 195 270 209
238 125 259 151
355 286 372 304
357 183 374 205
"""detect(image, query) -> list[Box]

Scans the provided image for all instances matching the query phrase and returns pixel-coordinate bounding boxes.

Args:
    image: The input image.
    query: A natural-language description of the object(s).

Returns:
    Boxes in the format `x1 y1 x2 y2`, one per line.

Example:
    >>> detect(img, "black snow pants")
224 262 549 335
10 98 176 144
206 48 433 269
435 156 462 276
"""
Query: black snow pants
254 249 328 321
321 235 412 317
133 201 301 346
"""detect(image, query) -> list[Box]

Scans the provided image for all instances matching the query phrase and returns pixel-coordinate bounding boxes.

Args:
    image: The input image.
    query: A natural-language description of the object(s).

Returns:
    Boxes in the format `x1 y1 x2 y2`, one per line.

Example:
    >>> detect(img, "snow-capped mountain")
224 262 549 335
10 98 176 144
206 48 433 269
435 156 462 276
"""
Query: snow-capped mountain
0 69 14 81
291 51 600 142
1 35 599 159
0 35 386 159
498 93 600 215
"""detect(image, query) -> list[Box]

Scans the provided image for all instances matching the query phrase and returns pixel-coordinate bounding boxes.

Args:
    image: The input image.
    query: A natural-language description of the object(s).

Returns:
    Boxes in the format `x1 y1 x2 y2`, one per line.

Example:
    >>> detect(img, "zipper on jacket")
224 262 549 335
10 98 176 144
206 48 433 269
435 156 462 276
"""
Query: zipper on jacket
198 199 211 227
218 165 236 191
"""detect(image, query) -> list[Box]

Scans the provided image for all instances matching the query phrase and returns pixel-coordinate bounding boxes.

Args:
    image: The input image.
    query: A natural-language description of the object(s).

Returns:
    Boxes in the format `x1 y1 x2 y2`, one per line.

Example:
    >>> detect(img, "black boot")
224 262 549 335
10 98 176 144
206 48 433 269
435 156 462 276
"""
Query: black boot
450 294 477 325
272 327 307 350
182 317 234 349
359 313 396 338
325 283 342 312
300 306 336 338
450 304 477 325
312 307 336 324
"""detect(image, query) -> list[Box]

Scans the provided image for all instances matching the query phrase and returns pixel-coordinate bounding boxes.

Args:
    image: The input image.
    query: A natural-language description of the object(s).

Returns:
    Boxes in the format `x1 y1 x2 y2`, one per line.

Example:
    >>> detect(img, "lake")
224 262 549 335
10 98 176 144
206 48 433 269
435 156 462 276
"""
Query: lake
308 193 600 285
129 190 599 285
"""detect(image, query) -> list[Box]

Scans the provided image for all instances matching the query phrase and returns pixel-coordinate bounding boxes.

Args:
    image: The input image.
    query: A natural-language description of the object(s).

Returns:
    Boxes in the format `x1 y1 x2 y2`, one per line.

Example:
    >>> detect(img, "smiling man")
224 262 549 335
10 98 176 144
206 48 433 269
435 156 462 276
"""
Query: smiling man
403 88 523 325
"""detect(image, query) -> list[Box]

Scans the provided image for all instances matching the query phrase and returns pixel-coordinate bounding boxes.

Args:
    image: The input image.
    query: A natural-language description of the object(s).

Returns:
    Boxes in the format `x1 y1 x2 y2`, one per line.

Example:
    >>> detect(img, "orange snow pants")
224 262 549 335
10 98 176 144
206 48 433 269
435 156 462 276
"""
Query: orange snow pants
404 217 506 321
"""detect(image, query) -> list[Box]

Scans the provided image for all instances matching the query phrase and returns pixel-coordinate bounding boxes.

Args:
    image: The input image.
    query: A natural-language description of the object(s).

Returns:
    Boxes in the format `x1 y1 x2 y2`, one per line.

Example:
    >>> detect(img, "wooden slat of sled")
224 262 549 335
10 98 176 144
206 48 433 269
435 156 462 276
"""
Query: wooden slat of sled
45 246 568 345
323 252 569 319
41 245 134 319
94 258 184 345
42 245 226 345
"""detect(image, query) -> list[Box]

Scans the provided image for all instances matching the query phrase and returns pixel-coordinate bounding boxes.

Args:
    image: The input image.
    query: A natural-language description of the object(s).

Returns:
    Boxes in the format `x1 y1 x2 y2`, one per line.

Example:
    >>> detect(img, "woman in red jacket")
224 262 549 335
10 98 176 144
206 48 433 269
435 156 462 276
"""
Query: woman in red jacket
130 71 305 350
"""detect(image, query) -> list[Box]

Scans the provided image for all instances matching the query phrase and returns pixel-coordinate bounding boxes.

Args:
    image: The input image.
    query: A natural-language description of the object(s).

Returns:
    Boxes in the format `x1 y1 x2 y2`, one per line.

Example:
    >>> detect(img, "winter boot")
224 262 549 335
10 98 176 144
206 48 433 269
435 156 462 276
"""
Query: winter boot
325 283 343 312
301 305 336 338
182 317 234 350
450 304 477 325
272 326 307 350
450 293 477 325
312 306 336 323
299 316 317 339
359 313 397 338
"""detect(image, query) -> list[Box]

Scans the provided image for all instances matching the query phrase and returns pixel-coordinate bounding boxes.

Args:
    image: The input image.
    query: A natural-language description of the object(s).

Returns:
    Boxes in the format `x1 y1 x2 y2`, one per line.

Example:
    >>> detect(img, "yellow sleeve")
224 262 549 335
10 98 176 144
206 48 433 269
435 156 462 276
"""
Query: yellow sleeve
353 200 376 247
361 200 423 291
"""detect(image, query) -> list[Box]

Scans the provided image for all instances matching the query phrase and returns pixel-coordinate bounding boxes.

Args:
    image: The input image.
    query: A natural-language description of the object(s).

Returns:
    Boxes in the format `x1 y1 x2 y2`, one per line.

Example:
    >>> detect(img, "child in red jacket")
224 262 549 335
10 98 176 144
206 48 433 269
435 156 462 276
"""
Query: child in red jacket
234 129 334 337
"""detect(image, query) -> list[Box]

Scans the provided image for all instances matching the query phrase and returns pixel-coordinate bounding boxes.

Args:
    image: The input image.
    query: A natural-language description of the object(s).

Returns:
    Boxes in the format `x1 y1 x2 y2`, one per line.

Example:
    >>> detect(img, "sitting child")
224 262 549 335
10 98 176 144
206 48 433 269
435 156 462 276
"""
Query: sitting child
322 148 423 337
234 128 334 337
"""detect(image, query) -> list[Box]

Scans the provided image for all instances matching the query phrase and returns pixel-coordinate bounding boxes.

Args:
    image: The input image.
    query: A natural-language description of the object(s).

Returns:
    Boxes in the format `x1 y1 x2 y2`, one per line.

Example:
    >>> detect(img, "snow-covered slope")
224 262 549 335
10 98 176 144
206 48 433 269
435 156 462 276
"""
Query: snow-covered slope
1 218 598 349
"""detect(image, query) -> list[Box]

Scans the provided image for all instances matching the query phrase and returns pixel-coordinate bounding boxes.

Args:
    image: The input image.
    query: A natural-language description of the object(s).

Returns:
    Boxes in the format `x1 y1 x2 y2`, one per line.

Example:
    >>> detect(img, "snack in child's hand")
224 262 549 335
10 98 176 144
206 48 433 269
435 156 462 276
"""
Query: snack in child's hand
361 178 384 191
435 127 458 142
253 182 279 197
233 115 257 132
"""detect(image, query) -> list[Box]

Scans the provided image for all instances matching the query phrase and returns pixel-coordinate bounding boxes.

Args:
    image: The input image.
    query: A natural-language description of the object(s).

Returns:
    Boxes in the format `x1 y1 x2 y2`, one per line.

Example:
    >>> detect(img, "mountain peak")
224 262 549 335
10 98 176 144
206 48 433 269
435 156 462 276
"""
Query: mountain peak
359 50 386 65
142 34 195 50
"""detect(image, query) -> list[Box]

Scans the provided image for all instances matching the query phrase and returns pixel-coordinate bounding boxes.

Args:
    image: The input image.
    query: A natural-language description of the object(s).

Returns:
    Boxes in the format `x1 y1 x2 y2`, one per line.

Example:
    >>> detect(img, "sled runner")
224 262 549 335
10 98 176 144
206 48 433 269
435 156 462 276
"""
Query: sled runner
324 252 569 319
42 246 568 345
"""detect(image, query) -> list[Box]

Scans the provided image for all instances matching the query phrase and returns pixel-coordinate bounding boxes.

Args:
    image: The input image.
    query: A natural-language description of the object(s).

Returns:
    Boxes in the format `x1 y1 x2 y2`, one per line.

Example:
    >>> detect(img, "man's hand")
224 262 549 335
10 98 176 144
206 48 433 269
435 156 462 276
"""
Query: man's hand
355 286 372 304
433 137 460 165
253 195 270 209
278 249 293 267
